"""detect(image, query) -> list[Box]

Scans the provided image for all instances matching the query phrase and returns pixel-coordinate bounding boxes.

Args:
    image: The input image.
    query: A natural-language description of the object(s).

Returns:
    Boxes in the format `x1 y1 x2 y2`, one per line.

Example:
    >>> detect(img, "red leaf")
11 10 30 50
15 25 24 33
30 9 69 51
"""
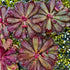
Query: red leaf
3 57 12 66
8 9 21 18
0 23 2 33
20 57 34 67
28 60 37 70
1 6 7 23
40 1 49 14
3 24 9 37
3 39 13 50
53 23 62 32
21 41 34 52
27 26 36 38
7 18 21 24
39 39 53 53
32 14 47 24
5 47 16 56
25 1 35 17
21 28 27 39
15 2 25 16
46 18 52 31
50 0 55 13
14 25 22 39
0 46 5 58
8 22 20 32
5 54 17 62
28 3 39 18
39 55 51 70
18 52 34 60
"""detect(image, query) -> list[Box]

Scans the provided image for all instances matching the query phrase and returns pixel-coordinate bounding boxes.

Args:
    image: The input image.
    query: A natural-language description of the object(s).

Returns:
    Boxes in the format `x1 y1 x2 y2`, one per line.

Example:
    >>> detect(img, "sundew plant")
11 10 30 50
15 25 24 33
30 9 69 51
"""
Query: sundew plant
0 0 70 70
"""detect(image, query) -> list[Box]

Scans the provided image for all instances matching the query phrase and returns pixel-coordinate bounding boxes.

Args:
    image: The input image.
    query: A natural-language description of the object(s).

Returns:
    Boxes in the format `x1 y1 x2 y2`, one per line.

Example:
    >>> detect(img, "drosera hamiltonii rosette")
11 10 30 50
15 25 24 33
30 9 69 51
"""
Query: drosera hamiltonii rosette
18 36 59 70
0 39 18 70
6 1 42 39
31 0 70 34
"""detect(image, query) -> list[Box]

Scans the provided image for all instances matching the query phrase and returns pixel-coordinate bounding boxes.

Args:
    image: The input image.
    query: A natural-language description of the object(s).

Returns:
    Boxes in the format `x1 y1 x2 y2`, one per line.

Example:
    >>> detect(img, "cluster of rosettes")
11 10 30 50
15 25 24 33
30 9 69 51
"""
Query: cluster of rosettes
0 0 70 39
0 0 70 70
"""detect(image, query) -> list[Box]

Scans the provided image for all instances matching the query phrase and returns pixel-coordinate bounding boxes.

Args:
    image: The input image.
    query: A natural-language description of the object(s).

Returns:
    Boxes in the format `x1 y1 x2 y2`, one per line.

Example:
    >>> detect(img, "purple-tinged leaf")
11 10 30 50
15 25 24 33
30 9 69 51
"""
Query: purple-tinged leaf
40 1 49 14
18 52 34 60
0 23 2 33
3 39 13 50
7 18 21 24
8 9 21 18
28 3 39 18
53 19 65 27
29 60 37 70
25 2 35 17
46 18 52 30
32 14 47 24
53 16 70 21
15 2 25 16
14 25 22 39
27 26 36 38
20 57 34 67
39 55 51 70
21 28 27 39
28 21 42 33
3 24 9 37
5 54 17 62
56 9 67 15
8 22 20 32
0 46 5 58
5 47 16 56
50 0 55 13
1 6 7 23
21 41 34 52
53 23 62 32
39 39 53 53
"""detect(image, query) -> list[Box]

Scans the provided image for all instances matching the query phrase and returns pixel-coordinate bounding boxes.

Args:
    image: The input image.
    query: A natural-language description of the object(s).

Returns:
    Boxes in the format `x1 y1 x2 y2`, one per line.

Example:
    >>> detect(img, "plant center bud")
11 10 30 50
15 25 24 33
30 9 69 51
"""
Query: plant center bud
22 25 27 28
47 14 53 19
22 16 27 21
46 51 49 54
0 18 2 22
34 53 39 59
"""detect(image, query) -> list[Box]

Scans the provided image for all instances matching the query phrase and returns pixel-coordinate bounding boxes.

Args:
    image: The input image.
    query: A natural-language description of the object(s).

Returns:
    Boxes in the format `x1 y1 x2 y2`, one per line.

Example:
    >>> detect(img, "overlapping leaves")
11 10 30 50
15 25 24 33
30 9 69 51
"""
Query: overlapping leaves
0 6 9 39
0 0 70 70
7 1 41 39
18 36 58 70
0 39 18 70
32 0 70 33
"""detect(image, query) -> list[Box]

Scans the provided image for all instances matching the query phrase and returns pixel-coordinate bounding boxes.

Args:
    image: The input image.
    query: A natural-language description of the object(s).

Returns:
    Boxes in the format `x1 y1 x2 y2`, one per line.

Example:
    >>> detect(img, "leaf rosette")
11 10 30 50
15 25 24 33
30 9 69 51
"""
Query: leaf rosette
32 0 70 33
7 1 42 39
0 39 18 70
18 36 58 70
